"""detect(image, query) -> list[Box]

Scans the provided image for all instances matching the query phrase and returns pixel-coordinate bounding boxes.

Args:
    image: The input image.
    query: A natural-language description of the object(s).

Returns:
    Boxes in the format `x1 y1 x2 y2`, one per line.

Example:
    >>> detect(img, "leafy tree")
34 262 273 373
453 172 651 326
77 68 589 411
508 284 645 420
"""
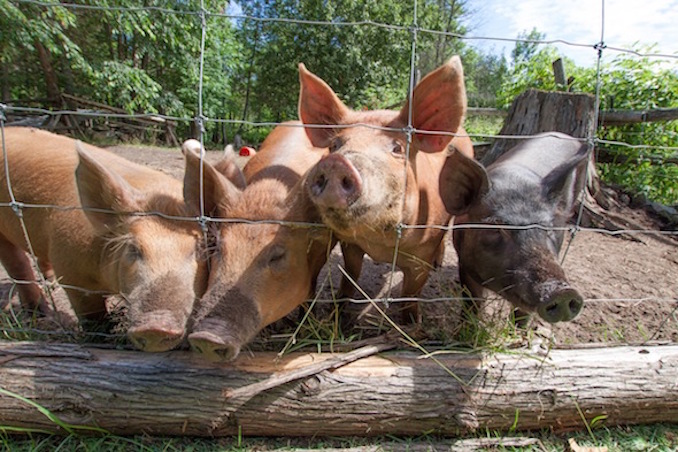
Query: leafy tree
231 0 473 142
498 38 678 205
498 43 565 108
588 51 678 205
511 28 545 67
0 0 86 102
462 48 508 107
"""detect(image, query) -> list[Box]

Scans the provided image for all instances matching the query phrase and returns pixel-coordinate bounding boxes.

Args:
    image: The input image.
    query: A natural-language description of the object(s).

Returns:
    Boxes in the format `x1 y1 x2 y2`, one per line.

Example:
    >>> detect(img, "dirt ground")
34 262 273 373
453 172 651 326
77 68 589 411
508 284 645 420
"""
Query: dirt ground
1 143 677 349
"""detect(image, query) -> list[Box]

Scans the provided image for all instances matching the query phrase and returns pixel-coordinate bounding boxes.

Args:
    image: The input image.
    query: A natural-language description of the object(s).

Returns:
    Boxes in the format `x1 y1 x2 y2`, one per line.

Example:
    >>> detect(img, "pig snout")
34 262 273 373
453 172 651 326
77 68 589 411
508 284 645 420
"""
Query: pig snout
188 316 259 362
188 289 262 362
124 273 195 352
127 309 186 352
188 330 241 362
536 282 584 323
307 154 362 209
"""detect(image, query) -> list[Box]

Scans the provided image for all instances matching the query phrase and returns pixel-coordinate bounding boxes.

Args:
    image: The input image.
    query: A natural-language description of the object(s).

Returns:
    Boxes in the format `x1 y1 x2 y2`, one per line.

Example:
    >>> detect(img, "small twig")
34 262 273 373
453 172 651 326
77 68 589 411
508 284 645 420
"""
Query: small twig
223 340 397 401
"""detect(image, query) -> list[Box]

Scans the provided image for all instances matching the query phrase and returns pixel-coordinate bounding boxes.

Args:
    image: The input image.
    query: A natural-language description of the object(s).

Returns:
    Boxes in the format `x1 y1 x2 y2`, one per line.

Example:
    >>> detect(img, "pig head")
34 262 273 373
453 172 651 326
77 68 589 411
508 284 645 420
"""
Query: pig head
183 126 332 362
75 144 213 352
448 132 589 324
0 127 209 352
301 56 477 323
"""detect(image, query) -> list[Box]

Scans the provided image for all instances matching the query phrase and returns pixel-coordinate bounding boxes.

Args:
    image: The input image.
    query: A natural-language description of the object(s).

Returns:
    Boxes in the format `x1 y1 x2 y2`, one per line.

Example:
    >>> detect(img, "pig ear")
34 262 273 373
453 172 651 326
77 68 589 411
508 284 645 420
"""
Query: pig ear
298 63 351 148
439 148 489 215
399 56 467 153
542 142 589 211
212 147 247 190
182 140 241 217
75 142 144 233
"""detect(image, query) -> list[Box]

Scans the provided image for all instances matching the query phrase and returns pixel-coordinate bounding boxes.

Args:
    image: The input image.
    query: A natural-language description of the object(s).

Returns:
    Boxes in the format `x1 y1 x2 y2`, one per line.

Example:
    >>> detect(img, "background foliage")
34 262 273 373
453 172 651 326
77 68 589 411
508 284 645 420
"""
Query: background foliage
0 0 676 204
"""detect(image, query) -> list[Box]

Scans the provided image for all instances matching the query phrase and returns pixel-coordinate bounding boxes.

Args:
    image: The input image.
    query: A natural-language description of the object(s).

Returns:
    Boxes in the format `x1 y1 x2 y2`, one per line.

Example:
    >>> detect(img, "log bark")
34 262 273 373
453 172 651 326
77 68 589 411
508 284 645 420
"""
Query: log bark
0 341 677 437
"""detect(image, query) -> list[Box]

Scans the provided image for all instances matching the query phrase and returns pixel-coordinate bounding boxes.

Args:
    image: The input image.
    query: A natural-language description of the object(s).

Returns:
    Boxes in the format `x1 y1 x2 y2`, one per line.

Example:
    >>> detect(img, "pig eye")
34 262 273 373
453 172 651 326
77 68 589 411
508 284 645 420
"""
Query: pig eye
329 138 343 153
267 245 287 268
125 243 144 261
391 142 405 156
479 228 505 248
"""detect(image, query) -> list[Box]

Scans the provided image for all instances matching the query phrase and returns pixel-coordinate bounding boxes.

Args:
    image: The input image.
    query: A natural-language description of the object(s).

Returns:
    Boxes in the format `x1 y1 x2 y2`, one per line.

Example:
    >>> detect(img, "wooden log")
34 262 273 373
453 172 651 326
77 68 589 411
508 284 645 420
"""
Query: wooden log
0 341 677 437
600 107 678 126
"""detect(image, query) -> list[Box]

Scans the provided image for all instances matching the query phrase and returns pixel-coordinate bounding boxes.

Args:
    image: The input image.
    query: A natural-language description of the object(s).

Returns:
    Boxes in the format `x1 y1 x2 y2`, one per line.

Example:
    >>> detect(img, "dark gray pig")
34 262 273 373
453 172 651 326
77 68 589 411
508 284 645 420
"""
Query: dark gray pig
447 132 588 323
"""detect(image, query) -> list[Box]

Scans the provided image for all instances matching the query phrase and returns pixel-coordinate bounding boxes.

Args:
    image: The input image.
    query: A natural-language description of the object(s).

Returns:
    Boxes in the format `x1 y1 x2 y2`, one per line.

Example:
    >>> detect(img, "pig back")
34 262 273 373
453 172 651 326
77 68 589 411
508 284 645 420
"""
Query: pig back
0 127 184 255
243 122 328 186
489 132 587 182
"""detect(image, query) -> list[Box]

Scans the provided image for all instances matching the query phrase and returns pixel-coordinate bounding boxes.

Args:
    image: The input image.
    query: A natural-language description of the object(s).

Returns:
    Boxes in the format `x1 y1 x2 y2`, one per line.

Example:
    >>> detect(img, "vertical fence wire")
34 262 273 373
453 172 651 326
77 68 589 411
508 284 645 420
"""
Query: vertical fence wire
0 108 58 312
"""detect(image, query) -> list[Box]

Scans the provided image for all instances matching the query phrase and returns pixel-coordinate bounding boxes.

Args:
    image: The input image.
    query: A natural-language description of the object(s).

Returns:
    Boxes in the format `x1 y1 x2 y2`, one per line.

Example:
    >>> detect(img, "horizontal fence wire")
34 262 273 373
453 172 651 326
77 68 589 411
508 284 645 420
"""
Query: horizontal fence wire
1 0 676 348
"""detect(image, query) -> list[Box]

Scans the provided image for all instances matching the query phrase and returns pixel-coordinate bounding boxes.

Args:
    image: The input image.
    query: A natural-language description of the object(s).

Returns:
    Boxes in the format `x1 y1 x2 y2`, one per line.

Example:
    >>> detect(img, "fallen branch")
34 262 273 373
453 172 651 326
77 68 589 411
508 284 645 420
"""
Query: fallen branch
0 341 677 437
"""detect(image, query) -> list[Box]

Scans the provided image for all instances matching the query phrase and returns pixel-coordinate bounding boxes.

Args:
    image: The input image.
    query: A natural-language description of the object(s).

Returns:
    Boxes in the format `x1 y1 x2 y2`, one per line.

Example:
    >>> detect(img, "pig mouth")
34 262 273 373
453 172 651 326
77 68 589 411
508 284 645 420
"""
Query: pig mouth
188 329 242 362
319 203 371 231
491 278 584 324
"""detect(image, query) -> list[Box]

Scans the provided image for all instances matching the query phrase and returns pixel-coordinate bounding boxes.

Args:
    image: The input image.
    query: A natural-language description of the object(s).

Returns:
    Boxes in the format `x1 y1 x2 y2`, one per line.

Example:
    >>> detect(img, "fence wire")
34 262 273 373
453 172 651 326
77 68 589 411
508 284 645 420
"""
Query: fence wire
1 0 677 348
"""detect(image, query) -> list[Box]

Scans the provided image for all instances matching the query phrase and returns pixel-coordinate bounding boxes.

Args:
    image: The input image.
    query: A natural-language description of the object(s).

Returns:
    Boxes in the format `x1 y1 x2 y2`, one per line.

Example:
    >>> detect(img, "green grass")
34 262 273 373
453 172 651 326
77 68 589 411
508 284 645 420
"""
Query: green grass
1 423 677 451
464 113 504 141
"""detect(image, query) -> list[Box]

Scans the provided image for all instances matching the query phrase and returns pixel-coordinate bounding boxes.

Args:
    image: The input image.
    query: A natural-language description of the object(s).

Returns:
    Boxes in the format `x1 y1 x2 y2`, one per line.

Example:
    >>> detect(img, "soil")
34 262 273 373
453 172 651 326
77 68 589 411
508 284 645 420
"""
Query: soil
1 144 676 350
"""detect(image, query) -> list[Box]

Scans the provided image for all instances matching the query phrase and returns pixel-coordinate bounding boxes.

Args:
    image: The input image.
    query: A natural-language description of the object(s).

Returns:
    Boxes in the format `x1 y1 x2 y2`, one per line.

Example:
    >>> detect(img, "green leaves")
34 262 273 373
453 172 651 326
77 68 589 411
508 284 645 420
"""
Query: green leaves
497 37 678 205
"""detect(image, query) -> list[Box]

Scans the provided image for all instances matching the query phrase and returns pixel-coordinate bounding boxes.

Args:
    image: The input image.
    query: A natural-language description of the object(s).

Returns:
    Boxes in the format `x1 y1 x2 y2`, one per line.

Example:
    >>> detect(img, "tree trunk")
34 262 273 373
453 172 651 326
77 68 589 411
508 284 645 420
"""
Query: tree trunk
238 24 260 135
482 89 596 165
34 40 61 103
0 341 676 437
1 61 9 103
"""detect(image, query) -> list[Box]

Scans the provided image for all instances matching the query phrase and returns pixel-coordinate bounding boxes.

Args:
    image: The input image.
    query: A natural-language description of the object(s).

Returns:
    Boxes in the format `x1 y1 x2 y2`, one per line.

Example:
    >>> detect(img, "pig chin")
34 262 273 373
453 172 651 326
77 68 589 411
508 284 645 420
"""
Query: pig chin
188 287 262 362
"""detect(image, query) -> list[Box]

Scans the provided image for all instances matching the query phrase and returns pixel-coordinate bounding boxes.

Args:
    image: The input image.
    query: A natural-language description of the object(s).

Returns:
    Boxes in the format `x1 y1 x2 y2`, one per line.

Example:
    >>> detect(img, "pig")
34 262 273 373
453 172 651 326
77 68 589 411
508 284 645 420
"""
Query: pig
182 124 332 362
0 127 213 352
448 132 588 324
301 56 478 323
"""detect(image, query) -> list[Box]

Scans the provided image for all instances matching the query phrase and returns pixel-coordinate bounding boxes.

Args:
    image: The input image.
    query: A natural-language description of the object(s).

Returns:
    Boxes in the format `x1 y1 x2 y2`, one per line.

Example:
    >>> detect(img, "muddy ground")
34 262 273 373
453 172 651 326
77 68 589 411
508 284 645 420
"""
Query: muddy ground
1 144 676 350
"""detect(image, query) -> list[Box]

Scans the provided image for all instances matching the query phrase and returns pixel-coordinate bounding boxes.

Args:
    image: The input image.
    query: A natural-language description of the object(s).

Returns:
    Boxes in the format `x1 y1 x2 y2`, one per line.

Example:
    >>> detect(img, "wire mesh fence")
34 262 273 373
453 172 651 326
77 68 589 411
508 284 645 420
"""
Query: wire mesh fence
0 0 677 353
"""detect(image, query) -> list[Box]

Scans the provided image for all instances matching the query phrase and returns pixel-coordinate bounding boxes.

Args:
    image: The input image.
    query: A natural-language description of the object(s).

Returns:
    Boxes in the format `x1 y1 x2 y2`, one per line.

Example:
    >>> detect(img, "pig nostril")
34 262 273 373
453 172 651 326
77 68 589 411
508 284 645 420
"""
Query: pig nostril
545 303 560 320
311 174 327 196
341 176 354 192
567 298 583 319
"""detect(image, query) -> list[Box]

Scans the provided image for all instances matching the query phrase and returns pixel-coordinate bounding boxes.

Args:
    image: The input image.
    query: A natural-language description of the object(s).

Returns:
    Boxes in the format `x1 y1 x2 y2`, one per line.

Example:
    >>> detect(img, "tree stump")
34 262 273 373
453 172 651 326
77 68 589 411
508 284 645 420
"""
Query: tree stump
482 89 596 165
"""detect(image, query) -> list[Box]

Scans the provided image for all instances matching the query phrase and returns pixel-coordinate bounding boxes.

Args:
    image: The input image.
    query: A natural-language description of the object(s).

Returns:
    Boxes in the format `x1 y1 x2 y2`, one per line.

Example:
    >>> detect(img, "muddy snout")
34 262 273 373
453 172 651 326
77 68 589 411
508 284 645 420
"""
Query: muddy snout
187 318 247 362
188 331 241 362
307 154 362 209
127 309 186 352
536 282 584 323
